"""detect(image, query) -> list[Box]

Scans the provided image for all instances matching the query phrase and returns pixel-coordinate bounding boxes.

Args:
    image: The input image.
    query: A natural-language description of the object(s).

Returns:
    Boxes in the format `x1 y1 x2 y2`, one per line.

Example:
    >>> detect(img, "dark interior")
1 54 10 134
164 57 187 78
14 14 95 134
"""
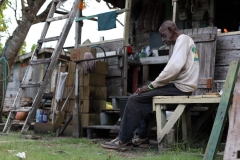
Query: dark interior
215 0 240 32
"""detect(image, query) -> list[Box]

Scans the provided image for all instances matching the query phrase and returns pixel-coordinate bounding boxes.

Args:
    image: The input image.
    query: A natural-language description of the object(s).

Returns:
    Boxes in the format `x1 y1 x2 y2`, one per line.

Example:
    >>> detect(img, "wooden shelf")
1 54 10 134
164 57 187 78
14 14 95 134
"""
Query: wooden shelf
140 56 169 65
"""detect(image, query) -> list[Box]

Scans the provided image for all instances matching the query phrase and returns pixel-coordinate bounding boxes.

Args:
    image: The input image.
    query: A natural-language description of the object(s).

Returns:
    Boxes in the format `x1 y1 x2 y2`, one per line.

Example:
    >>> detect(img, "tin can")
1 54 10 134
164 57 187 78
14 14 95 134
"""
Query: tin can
36 109 43 122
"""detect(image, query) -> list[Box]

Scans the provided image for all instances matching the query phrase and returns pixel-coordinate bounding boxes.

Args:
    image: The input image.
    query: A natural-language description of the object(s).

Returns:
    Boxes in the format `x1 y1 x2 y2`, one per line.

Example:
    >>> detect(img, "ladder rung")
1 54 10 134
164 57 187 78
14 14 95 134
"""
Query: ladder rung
46 14 70 22
30 58 52 65
11 107 32 112
55 10 69 15
38 36 60 43
21 82 42 88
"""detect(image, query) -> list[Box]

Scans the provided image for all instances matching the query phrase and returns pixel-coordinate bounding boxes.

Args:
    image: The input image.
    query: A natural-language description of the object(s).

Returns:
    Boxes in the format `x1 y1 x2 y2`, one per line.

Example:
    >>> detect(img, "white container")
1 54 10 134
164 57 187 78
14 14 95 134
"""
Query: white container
100 36 104 41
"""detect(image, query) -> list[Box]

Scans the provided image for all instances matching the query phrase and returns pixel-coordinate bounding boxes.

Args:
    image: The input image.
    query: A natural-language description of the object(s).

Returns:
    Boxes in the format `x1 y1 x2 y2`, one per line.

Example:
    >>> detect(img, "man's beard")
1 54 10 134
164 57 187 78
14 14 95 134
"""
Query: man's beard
164 41 172 46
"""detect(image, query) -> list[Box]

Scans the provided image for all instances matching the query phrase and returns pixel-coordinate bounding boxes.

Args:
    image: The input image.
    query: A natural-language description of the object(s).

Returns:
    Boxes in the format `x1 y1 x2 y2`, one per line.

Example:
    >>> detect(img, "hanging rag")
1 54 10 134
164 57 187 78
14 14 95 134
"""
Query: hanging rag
98 11 116 31
84 52 96 74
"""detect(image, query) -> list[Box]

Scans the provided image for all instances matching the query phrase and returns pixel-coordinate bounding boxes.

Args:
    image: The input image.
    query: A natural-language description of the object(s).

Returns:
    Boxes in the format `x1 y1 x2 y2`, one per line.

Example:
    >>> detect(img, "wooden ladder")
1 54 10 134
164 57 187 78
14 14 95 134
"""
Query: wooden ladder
2 0 81 134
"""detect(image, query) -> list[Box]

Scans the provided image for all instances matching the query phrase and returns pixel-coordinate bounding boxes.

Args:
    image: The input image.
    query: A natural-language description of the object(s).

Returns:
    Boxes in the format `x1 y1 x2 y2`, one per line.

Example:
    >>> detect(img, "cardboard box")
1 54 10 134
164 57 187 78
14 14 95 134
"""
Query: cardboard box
60 64 68 72
68 62 76 73
65 112 73 125
67 99 75 112
66 73 75 86
94 61 109 75
70 47 96 61
81 100 106 113
81 113 100 127
59 99 69 112
80 86 107 100
63 86 75 100
80 73 106 87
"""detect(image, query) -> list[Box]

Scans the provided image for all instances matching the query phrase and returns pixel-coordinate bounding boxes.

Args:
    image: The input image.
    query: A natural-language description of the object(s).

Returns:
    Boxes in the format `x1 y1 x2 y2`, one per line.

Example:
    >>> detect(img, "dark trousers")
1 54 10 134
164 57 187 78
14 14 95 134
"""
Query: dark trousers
119 83 192 143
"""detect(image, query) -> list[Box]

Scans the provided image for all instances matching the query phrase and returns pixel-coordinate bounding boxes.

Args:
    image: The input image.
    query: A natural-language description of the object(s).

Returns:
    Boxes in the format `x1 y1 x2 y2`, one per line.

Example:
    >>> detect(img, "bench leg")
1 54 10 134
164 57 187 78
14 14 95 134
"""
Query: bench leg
181 108 190 141
156 104 166 151
157 104 186 151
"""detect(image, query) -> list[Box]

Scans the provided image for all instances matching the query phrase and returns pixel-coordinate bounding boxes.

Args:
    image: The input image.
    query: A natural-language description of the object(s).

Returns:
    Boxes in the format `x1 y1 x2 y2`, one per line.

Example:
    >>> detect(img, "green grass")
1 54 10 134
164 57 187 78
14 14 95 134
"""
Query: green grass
0 132 204 160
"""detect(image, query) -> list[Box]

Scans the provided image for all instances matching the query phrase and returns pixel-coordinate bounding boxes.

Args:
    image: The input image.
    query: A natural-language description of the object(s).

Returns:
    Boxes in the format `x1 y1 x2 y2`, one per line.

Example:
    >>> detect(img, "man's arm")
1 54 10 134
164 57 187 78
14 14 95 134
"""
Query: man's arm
151 36 190 88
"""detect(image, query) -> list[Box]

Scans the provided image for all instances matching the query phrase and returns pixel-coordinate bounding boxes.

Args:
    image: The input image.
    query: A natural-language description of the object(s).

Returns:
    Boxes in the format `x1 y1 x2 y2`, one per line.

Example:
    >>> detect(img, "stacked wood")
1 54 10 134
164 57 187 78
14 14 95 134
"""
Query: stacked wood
3 97 32 113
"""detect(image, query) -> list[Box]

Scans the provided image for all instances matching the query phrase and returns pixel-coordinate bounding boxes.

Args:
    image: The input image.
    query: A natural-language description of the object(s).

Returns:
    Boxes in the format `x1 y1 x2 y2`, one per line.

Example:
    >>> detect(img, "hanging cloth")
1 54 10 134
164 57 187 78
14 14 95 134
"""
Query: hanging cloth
98 11 116 31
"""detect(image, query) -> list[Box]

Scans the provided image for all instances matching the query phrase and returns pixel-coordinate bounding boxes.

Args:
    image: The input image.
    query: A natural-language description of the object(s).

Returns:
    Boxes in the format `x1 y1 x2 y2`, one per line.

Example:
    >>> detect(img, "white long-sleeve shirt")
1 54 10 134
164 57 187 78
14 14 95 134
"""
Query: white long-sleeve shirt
151 34 199 92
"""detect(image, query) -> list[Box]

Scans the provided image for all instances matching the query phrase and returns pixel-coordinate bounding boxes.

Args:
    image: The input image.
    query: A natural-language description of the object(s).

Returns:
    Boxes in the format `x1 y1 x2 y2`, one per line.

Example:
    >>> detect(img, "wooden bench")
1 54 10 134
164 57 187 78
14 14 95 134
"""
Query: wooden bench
152 95 221 150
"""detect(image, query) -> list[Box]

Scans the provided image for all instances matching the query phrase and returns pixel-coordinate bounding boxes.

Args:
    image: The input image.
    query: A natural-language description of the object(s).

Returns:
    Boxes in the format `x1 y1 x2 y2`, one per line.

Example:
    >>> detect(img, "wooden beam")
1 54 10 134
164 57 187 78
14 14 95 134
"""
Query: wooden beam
123 0 132 95
157 104 186 146
140 56 169 65
156 104 166 150
204 60 240 160
132 66 139 93
72 7 82 138
224 74 240 159
153 96 220 104
142 65 149 85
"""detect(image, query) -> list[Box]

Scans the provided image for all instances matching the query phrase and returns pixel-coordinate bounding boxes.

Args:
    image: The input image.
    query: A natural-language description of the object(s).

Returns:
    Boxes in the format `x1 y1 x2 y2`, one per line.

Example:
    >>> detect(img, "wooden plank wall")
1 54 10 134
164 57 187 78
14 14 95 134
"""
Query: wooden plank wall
214 34 240 91
177 27 217 95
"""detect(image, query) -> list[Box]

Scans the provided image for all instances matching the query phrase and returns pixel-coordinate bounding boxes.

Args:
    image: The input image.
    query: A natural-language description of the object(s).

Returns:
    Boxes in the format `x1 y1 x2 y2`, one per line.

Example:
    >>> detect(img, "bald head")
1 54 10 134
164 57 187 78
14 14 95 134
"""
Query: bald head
158 20 180 46
160 21 178 31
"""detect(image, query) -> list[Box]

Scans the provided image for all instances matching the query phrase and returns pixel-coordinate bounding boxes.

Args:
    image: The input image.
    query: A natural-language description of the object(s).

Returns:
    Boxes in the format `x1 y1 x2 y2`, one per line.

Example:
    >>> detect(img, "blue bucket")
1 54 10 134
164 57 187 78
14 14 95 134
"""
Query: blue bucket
42 110 48 123
36 109 43 122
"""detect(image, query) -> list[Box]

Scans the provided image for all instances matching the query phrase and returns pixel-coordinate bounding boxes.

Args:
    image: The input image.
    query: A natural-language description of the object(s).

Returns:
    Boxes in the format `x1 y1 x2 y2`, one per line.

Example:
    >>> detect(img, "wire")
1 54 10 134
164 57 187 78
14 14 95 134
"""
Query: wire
91 45 106 61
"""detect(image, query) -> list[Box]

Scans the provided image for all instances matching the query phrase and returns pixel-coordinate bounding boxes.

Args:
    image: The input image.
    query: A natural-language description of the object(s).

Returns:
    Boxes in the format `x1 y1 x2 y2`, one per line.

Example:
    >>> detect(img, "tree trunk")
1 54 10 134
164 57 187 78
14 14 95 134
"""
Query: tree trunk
0 0 50 122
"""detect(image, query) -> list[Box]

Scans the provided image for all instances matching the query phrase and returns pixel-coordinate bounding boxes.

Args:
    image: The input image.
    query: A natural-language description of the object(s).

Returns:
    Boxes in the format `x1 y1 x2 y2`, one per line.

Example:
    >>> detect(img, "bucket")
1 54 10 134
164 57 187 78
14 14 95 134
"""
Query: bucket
36 109 43 122
42 110 48 123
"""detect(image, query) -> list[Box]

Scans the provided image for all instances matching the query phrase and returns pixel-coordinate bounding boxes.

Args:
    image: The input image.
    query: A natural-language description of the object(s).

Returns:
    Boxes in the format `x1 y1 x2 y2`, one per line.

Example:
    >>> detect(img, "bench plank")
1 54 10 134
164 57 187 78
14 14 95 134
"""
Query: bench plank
153 97 220 104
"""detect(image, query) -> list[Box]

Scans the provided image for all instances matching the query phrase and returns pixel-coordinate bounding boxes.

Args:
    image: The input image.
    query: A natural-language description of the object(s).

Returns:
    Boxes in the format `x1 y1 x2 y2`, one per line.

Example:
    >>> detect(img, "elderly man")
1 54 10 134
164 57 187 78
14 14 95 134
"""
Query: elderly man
101 20 199 149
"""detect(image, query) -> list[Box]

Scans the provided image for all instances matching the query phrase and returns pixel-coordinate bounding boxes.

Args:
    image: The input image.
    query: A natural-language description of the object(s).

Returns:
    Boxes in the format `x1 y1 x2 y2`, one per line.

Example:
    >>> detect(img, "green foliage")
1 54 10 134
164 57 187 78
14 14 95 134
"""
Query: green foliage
0 1 8 32
0 43 3 54
31 44 36 52
19 41 27 55
0 0 10 55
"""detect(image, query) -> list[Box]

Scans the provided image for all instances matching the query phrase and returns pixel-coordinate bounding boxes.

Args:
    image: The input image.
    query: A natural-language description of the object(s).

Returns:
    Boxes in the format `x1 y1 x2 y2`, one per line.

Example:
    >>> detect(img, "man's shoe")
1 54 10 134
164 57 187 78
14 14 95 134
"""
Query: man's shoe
101 137 133 150
132 137 150 148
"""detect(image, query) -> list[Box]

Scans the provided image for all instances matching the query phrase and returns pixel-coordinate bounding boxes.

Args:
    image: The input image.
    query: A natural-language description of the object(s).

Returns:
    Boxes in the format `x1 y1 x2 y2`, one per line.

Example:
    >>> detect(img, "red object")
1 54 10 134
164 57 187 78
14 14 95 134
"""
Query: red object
78 1 86 10
15 112 28 121
127 46 133 55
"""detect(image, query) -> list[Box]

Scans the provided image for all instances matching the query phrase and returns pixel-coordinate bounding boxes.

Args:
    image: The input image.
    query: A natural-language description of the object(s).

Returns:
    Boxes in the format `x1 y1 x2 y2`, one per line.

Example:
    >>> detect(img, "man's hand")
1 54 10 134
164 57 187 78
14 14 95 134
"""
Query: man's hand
134 85 150 95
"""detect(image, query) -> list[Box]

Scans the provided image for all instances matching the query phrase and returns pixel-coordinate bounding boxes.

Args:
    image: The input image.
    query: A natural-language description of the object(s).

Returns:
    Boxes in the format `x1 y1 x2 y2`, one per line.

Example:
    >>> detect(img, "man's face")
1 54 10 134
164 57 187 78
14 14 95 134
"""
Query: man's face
159 27 174 46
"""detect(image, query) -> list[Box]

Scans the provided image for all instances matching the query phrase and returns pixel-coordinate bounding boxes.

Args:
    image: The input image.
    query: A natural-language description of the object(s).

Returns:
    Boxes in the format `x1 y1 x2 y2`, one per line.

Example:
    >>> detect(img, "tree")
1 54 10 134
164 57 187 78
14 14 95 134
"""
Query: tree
31 44 36 52
0 0 53 122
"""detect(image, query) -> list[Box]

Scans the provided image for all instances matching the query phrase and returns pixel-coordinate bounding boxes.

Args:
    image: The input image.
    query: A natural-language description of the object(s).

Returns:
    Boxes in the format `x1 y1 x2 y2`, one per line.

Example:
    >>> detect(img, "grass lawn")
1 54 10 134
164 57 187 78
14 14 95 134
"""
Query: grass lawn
0 131 206 160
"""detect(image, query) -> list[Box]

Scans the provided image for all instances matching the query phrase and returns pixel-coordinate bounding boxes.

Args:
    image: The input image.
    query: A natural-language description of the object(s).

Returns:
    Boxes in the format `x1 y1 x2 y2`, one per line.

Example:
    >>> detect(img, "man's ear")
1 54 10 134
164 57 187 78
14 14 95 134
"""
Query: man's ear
168 26 173 32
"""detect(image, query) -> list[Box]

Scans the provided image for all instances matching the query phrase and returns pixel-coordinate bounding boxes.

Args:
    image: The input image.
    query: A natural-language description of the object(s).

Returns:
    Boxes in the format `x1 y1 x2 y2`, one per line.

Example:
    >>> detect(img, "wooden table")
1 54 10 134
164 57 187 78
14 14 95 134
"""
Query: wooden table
152 95 221 150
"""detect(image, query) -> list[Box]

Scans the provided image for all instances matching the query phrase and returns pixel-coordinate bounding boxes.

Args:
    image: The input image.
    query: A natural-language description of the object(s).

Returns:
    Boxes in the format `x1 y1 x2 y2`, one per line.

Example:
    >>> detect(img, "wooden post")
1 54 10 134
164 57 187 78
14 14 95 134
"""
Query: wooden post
172 0 178 23
142 65 149 85
73 4 82 138
224 73 240 159
132 66 139 93
157 104 186 149
123 0 132 95
204 60 240 160
156 104 166 150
